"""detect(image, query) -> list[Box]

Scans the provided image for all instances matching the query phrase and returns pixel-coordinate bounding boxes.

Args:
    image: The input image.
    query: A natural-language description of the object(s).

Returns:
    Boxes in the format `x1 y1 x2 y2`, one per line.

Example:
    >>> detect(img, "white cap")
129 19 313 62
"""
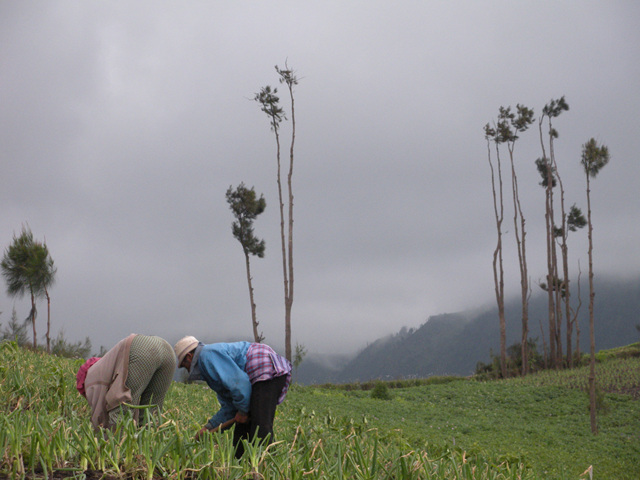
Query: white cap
174 336 199 366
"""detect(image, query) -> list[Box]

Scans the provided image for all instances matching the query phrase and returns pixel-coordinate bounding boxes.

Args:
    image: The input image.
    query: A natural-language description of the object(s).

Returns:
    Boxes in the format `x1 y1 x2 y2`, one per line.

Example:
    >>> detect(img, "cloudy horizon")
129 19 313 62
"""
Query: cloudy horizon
1 1 639 356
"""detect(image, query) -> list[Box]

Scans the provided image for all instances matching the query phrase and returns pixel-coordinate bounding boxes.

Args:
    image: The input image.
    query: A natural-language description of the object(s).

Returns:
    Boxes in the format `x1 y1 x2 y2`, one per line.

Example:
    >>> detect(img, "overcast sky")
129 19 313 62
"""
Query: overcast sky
1 1 638 356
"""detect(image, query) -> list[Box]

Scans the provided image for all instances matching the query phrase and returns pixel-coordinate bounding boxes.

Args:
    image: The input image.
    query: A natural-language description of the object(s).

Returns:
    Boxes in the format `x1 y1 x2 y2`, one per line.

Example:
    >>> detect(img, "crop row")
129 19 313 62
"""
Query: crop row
0 340 606 479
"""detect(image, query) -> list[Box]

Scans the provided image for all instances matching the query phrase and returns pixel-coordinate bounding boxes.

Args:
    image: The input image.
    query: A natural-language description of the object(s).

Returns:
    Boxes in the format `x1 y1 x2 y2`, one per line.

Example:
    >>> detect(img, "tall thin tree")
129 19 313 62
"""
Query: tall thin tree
226 183 267 343
537 100 563 368
534 154 555 370
502 104 535 375
484 122 507 378
255 63 299 361
543 98 569 368
581 138 610 435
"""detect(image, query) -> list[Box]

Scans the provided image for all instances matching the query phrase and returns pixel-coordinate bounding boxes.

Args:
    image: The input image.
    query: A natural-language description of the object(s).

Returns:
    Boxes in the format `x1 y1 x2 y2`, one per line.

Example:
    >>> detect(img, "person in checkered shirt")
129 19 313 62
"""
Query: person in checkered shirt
174 336 292 457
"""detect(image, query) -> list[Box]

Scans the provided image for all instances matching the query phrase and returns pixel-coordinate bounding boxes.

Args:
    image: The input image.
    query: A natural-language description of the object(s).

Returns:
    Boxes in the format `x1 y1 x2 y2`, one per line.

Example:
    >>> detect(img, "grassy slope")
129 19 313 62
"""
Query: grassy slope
1 342 638 479
278 357 640 479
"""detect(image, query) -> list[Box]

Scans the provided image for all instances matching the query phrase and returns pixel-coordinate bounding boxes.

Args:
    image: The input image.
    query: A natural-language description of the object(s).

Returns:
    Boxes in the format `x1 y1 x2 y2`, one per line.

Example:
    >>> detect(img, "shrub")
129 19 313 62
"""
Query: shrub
595 342 640 362
370 382 392 400
51 329 92 359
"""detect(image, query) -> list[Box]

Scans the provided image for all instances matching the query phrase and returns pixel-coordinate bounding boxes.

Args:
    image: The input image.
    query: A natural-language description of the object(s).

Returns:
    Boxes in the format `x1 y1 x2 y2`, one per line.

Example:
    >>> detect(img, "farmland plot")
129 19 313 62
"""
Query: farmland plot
1 340 638 479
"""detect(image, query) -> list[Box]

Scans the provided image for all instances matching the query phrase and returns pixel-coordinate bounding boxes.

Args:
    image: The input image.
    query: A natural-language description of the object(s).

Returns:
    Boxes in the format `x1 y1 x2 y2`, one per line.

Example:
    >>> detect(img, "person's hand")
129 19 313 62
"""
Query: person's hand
195 425 210 440
234 411 249 424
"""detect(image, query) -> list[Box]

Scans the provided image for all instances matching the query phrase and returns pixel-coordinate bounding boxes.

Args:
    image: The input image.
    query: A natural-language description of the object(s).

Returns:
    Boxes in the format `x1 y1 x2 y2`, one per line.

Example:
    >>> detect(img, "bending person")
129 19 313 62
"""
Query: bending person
174 336 292 457
76 334 176 429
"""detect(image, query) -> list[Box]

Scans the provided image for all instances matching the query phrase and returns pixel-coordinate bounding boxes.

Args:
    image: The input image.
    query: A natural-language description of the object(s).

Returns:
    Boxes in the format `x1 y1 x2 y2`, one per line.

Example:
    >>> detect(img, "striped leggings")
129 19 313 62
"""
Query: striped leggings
109 335 175 425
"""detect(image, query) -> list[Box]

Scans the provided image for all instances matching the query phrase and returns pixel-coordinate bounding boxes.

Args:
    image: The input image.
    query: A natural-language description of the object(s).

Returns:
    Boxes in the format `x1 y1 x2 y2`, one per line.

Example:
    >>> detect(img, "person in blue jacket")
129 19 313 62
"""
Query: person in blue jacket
174 336 291 457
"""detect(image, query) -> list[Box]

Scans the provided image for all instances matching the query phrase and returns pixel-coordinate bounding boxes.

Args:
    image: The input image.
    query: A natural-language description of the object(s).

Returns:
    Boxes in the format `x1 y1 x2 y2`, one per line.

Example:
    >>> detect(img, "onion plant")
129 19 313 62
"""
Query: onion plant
2 340 636 479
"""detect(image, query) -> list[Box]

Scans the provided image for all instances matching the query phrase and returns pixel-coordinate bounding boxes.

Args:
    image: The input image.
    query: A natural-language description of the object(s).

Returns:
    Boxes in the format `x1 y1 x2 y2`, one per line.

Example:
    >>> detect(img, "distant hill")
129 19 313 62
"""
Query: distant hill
294 275 640 385
293 352 352 385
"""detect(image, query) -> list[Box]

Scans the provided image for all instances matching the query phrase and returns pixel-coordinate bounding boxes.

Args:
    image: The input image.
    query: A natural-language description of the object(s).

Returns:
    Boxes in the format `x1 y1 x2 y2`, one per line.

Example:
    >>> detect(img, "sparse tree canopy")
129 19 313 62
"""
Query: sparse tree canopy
226 183 267 258
2 227 40 297
226 183 267 343
566 204 587 233
254 86 285 132
535 157 556 188
581 138 610 177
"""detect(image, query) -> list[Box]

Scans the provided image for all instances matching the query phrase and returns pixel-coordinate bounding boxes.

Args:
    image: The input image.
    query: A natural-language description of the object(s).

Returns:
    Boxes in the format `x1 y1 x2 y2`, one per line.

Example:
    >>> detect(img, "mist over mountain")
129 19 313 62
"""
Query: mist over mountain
293 275 640 385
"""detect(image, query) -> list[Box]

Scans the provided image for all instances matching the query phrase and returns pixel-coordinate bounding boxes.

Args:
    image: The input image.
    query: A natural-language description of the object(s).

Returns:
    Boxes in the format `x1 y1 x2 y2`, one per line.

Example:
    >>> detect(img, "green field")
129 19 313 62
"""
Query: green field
1 340 638 479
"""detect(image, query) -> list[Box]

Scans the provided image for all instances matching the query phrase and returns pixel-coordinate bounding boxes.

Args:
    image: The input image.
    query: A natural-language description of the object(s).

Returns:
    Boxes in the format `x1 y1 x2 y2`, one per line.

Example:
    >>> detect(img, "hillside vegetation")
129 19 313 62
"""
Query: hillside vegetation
1 340 639 479
296 276 640 384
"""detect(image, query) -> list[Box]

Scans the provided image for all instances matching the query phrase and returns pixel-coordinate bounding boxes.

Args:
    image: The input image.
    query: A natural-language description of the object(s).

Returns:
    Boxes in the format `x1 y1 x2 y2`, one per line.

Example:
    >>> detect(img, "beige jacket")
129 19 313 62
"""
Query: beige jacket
84 334 137 429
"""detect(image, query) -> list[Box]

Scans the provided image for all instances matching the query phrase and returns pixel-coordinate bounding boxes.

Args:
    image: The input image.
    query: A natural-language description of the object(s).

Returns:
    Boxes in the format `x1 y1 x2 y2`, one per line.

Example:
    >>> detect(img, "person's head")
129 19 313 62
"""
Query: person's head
174 336 199 371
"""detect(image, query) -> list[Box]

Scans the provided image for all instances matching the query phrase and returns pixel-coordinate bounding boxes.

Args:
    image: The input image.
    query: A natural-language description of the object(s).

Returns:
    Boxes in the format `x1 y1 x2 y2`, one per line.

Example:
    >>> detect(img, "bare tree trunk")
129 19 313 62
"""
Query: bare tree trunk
487 138 507 378
572 265 583 366
272 121 291 359
546 108 570 369
243 250 262 343
539 119 558 368
284 73 297 363
497 237 507 379
508 143 529 376
553 246 563 366
30 289 37 349
553 169 573 368
548 180 562 368
563 248 572 367
586 174 597 434
545 189 557 367
539 317 548 369
45 287 51 353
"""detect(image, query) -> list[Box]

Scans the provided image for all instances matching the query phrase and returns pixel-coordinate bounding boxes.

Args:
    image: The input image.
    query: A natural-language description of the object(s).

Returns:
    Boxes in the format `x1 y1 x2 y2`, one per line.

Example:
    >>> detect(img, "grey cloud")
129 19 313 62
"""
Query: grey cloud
1 2 639 355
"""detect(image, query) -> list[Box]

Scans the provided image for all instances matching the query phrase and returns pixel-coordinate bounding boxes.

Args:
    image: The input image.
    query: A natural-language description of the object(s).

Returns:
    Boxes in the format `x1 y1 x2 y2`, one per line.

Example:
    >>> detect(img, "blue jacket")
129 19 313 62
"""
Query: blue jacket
195 342 252 429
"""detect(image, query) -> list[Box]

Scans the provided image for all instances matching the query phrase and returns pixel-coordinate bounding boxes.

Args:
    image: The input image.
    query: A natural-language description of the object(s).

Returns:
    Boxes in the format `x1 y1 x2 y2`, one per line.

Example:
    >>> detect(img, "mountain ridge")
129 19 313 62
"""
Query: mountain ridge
294 275 640 385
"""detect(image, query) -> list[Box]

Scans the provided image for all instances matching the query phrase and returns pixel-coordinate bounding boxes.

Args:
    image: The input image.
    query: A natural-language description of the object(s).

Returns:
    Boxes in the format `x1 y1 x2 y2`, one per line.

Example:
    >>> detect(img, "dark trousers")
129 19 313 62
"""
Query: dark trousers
232 374 287 458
